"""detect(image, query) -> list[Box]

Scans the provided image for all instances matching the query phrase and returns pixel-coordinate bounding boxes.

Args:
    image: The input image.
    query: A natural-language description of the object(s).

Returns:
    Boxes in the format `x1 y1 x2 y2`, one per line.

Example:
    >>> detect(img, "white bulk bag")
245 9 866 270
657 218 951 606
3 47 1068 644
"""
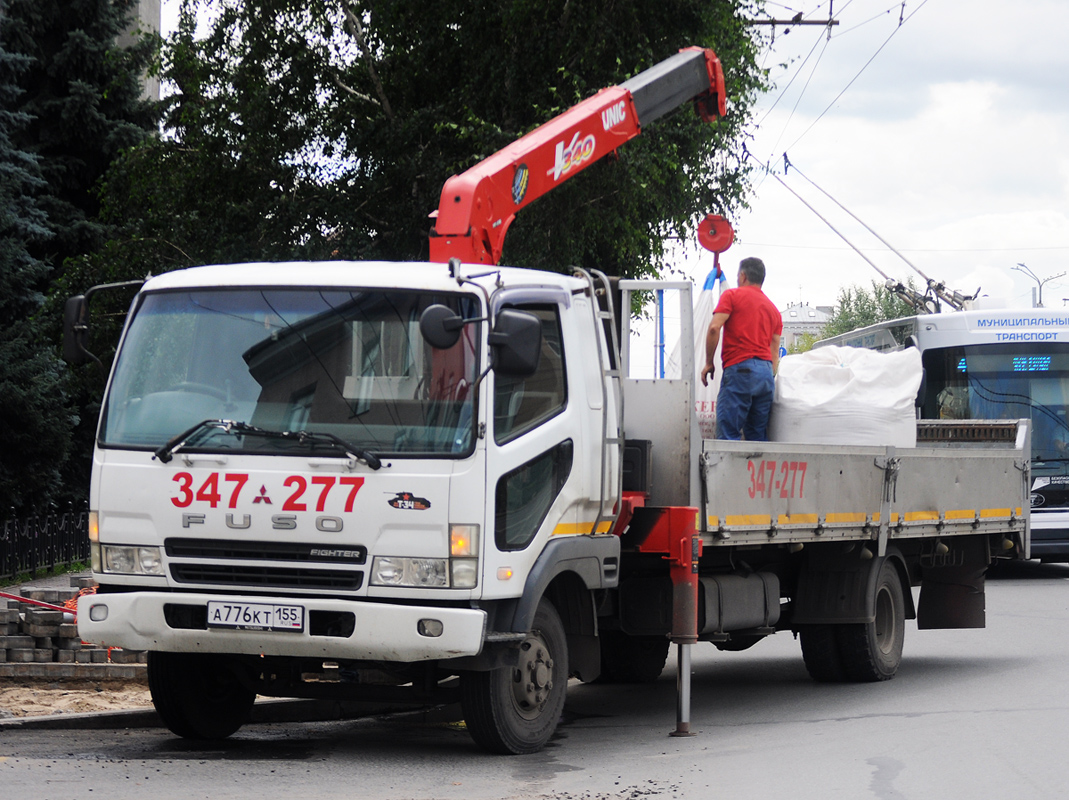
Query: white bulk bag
769 345 922 447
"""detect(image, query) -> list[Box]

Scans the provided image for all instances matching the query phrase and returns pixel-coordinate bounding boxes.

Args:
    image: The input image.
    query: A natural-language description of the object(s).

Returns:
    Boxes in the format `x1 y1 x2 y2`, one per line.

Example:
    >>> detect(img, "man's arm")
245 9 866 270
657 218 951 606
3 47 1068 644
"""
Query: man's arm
770 333 781 375
701 312 730 386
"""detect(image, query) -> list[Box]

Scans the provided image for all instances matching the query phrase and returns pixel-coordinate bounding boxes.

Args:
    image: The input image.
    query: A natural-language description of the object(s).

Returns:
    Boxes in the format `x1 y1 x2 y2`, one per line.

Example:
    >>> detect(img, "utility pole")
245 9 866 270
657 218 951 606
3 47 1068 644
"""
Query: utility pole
1014 263 1066 308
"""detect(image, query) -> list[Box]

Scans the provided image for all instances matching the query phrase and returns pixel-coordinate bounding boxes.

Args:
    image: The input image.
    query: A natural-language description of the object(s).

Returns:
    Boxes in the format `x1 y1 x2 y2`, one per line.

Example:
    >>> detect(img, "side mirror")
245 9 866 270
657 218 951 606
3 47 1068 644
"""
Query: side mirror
419 304 465 349
63 295 90 365
489 309 541 377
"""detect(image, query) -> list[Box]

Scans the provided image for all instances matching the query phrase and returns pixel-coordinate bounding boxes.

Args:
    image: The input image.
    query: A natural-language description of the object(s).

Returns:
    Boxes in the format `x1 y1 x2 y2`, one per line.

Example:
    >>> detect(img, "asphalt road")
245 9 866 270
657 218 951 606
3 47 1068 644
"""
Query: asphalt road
2 560 1068 799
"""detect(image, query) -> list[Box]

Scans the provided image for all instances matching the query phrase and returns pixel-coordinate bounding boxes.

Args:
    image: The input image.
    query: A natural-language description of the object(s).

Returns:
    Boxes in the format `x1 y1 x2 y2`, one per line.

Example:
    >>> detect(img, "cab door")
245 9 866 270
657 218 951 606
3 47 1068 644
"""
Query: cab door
481 300 584 599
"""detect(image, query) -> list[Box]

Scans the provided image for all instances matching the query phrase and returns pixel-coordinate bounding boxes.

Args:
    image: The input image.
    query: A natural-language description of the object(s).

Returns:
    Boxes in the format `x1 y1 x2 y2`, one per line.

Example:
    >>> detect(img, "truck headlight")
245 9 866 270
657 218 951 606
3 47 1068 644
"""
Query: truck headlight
101 545 165 576
370 556 448 588
370 524 480 589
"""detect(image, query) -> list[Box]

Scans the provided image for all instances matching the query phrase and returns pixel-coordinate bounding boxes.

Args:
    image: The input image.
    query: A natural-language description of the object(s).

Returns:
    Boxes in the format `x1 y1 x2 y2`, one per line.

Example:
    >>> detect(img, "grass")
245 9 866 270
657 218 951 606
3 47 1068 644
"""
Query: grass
0 561 89 590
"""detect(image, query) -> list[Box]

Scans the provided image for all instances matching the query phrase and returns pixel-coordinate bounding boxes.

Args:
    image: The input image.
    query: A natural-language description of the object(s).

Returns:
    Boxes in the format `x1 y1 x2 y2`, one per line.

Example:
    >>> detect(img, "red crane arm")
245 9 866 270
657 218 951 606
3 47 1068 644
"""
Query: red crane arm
429 47 727 265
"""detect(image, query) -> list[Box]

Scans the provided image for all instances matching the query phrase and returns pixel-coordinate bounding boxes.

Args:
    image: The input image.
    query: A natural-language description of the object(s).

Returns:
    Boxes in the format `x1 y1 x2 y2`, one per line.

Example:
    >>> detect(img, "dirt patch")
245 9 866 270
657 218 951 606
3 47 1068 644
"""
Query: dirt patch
0 680 153 718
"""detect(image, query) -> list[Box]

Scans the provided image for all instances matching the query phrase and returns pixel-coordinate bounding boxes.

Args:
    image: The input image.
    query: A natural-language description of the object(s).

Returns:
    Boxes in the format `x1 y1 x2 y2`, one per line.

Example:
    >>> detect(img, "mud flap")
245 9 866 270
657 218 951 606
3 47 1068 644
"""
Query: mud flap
917 537 989 629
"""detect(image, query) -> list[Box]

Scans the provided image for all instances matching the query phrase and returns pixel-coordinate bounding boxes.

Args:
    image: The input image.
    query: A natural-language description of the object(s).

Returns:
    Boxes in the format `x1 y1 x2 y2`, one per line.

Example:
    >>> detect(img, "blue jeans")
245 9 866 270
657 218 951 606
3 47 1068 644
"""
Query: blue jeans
716 357 775 441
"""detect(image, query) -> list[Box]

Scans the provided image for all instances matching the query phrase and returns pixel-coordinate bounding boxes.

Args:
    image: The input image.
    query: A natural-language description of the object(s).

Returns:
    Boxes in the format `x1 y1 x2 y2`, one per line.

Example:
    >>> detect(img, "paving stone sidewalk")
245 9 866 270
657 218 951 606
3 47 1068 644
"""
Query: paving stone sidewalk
0 570 146 681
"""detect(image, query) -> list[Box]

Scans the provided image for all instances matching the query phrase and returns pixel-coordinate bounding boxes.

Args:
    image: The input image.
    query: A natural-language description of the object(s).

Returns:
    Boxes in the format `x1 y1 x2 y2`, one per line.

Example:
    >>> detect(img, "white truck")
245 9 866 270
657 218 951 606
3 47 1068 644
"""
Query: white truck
64 49 1030 755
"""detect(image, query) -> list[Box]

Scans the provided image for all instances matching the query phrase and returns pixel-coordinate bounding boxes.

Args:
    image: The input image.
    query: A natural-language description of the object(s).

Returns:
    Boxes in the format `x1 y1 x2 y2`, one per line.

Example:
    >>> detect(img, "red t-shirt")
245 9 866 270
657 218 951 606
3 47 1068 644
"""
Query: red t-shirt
714 285 782 369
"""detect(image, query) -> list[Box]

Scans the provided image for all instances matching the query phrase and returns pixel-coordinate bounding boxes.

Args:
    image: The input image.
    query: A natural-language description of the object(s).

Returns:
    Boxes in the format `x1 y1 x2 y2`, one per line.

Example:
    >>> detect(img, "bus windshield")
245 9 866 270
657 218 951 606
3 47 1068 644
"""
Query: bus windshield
921 342 1069 471
101 288 481 458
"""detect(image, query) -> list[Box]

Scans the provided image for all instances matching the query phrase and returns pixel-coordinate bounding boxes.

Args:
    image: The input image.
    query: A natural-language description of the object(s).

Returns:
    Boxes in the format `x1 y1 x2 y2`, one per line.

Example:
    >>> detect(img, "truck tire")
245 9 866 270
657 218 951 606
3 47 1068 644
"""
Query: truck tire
595 631 670 683
148 652 256 739
799 624 847 682
837 559 906 682
460 599 568 754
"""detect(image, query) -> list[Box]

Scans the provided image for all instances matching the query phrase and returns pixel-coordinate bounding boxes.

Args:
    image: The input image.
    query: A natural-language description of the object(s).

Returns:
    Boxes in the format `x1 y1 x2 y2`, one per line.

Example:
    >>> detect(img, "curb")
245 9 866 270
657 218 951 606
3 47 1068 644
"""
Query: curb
0 697 444 731
0 663 146 681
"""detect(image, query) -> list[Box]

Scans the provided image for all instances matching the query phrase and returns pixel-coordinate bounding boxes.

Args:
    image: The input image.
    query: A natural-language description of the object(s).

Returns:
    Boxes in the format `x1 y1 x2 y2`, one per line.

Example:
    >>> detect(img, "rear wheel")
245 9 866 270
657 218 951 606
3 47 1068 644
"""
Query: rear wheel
596 630 670 683
461 599 567 754
798 559 906 683
148 652 256 739
799 624 847 682
837 560 906 681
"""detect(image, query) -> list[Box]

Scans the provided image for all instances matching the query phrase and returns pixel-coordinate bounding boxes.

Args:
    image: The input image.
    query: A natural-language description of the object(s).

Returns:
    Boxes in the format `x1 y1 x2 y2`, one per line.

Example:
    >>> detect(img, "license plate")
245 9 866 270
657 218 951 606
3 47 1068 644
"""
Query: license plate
207 601 304 632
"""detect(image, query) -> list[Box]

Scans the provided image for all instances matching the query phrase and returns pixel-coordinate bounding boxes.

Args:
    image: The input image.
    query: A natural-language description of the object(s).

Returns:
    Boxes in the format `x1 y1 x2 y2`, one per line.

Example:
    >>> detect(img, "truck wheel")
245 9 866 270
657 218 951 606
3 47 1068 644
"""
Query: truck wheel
799 624 847 682
460 599 568 754
596 630 670 683
148 652 256 739
837 560 906 682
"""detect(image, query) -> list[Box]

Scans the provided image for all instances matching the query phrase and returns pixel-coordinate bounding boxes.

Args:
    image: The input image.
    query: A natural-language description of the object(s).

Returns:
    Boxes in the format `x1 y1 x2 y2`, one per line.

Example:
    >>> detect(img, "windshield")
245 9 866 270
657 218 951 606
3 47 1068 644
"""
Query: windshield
921 342 1069 473
102 288 481 457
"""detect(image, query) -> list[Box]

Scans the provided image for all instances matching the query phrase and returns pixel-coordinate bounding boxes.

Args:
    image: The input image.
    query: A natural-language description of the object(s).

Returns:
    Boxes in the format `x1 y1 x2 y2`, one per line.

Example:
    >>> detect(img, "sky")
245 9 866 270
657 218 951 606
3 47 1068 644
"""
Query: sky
676 0 1069 313
158 1 1069 314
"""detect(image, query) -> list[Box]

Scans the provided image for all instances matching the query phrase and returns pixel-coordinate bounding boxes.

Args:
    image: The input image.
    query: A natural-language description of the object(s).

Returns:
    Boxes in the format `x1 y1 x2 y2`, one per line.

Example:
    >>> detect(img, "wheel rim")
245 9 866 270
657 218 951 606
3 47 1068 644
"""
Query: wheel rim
510 632 555 720
874 585 897 656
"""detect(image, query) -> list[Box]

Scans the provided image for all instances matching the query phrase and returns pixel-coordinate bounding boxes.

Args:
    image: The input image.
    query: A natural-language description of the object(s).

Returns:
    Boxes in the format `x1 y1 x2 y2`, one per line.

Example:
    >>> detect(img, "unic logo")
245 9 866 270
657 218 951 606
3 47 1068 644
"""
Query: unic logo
601 100 627 130
549 132 596 181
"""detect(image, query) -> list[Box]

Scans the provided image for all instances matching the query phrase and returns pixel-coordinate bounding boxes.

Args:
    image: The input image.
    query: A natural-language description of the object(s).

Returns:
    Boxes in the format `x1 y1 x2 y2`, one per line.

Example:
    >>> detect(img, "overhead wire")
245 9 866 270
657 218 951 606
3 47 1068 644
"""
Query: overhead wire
752 0 906 189
785 156 932 284
755 27 828 128
784 155 984 309
784 0 931 151
754 0 894 133
744 149 897 283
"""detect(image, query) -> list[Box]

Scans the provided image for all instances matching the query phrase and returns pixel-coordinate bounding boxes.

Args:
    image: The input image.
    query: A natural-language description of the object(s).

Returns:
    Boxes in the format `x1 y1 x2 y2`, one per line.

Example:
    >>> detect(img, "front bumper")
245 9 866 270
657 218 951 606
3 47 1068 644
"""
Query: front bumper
1029 515 1069 561
77 591 487 662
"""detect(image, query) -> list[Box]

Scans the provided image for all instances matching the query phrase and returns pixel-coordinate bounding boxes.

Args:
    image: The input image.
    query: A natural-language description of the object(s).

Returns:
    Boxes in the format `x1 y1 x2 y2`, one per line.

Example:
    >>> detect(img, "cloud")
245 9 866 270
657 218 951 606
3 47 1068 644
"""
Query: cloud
701 0 1069 313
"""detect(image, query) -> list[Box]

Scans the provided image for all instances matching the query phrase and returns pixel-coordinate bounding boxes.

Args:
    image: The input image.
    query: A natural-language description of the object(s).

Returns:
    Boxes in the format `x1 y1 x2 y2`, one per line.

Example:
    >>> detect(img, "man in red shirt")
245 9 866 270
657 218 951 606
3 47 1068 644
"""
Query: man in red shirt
700 257 782 440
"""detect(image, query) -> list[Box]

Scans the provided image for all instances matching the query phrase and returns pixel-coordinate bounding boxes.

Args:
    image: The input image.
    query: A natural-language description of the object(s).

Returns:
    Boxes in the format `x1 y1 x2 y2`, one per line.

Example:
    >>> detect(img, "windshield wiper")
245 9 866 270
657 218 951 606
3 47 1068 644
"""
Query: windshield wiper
154 419 231 463
153 419 382 469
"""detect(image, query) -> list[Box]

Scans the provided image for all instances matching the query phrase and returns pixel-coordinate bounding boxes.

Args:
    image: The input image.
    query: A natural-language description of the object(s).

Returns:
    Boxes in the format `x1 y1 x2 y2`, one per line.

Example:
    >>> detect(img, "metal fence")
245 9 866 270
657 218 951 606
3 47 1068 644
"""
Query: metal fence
0 505 90 584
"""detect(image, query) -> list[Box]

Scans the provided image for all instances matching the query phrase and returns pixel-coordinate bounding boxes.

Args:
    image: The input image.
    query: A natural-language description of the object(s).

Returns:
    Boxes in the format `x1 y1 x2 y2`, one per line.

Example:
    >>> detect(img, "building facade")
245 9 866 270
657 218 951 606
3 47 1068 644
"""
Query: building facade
780 303 833 350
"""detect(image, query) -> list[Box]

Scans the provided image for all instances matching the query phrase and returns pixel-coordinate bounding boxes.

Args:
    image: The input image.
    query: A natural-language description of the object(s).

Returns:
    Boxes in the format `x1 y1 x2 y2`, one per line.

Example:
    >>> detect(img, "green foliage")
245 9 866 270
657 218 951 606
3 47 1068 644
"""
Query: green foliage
787 331 818 355
0 31 48 319
0 15 74 514
0 324 74 513
0 0 160 512
74 0 770 290
0 0 158 280
822 280 919 340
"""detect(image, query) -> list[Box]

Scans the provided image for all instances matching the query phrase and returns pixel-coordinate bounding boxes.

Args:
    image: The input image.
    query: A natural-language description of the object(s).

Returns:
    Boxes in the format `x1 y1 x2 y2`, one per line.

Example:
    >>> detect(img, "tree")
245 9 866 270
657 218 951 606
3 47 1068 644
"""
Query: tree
0 15 73 514
821 280 919 340
71 0 770 292
1 0 158 283
787 331 819 355
1 0 159 511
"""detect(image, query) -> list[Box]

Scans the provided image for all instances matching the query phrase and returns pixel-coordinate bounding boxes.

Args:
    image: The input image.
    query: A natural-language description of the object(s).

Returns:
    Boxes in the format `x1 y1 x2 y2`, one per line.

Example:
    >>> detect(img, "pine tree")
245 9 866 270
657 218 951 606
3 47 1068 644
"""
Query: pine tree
0 13 73 514
1 0 158 282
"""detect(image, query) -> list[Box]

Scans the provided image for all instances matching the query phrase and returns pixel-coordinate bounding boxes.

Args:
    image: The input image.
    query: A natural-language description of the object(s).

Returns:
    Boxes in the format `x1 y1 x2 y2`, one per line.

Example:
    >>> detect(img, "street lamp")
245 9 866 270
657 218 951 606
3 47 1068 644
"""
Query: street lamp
1013 263 1066 308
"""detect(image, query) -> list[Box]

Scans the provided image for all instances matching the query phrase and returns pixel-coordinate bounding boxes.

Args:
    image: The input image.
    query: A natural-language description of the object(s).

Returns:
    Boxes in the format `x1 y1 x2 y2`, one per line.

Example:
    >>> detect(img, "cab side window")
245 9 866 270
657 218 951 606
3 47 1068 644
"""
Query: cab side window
494 305 567 444
495 440 574 550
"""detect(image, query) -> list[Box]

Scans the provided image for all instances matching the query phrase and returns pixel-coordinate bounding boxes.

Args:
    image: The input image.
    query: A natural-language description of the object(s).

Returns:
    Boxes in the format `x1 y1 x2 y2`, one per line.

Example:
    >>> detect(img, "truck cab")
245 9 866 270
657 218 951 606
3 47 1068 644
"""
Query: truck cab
77 260 622 753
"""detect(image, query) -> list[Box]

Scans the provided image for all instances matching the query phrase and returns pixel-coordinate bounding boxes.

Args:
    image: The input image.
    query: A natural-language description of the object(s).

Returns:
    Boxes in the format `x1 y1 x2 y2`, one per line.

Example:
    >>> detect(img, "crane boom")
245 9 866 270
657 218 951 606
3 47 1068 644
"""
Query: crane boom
429 47 727 265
